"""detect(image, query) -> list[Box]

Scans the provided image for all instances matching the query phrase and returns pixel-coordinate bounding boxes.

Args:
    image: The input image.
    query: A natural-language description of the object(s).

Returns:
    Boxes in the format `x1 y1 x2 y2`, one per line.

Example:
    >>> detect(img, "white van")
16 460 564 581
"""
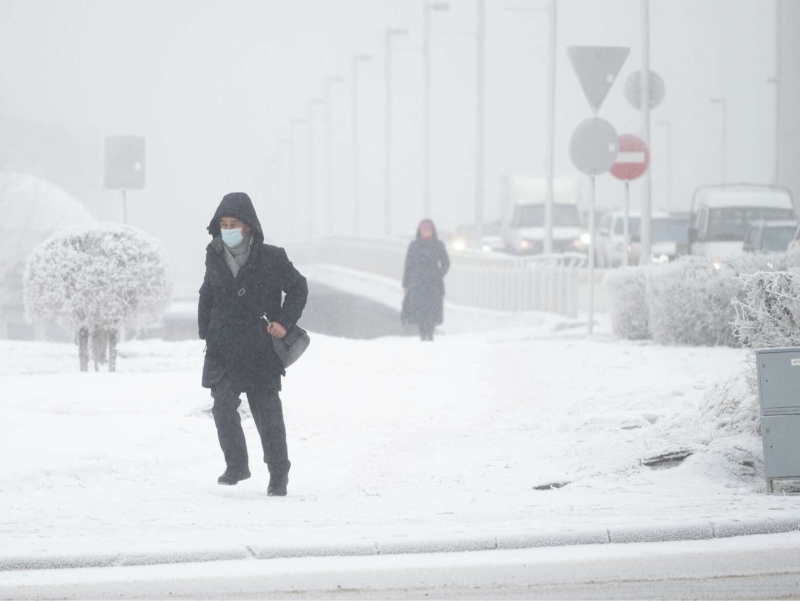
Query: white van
501 176 588 254
689 184 795 258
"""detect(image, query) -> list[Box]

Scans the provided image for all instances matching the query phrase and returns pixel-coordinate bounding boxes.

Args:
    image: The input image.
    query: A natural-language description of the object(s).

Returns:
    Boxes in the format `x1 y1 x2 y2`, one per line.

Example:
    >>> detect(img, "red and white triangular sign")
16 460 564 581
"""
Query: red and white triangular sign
566 46 631 114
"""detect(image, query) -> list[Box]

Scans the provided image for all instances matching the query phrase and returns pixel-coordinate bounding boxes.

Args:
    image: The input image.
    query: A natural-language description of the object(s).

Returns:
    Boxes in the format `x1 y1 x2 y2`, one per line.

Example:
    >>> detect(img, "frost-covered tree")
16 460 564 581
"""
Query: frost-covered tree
23 224 172 371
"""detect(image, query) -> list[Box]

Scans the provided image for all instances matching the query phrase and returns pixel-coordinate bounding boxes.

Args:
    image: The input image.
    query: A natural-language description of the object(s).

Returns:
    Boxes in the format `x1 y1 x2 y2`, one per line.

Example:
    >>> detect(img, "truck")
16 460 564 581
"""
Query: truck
500 175 588 255
688 184 796 258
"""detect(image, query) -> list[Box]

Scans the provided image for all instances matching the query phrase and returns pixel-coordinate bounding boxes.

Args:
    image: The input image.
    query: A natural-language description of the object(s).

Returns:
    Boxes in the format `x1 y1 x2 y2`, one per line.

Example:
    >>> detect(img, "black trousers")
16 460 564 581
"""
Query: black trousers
418 322 435 340
211 374 290 477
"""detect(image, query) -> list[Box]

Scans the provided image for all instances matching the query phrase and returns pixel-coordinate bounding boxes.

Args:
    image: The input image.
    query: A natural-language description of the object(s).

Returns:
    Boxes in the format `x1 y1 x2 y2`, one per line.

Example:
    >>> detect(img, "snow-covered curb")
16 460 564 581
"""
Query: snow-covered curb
3 516 799 572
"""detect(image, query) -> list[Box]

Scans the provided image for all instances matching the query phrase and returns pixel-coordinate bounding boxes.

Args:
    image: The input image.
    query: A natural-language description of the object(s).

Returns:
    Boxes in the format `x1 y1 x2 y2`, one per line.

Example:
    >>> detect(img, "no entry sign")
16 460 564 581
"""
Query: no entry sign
610 134 649 181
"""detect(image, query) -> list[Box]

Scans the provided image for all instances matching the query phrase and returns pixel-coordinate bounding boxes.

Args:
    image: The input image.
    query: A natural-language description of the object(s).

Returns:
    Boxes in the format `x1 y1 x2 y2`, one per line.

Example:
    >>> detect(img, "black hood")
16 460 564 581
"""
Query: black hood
207 192 264 240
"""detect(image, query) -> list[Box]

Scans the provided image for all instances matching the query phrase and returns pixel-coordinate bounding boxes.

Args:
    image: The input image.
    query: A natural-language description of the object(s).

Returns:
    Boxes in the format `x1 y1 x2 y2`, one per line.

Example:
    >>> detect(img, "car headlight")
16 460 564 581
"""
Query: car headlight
452 239 467 252
713 260 724 270
520 240 532 251
482 244 492 253
579 233 591 245
650 253 670 264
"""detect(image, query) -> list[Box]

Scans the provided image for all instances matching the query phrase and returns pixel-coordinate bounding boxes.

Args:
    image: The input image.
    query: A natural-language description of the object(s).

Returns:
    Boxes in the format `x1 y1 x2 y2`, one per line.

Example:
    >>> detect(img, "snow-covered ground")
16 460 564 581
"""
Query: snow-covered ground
1 300 794 562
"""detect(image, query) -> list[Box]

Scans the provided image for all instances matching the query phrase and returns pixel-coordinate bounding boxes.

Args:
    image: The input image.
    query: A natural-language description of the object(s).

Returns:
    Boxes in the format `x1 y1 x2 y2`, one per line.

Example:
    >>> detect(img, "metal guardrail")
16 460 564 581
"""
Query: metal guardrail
288 237 604 317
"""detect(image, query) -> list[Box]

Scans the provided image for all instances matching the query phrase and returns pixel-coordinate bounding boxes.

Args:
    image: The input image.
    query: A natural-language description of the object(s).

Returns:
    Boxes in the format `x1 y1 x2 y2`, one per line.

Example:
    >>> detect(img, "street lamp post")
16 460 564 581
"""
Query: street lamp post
385 27 409 238
423 1 450 221
325 76 343 237
307 98 324 240
352 54 372 237
711 98 728 184
475 0 486 243
639 0 653 266
656 119 673 212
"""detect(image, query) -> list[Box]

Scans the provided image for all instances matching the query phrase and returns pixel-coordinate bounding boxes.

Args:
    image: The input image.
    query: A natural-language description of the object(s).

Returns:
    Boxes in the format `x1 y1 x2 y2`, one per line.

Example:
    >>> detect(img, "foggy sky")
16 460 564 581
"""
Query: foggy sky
0 0 776 297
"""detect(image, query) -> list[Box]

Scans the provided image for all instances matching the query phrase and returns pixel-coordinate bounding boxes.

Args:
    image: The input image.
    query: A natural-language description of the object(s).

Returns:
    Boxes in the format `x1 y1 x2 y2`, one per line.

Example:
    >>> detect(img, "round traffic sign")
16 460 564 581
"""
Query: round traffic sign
610 134 650 180
569 117 618 176
624 70 665 110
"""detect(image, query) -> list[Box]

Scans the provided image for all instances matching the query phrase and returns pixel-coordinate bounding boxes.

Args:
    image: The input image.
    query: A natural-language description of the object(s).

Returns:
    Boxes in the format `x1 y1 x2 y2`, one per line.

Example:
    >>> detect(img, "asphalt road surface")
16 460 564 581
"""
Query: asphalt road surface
3 532 800 600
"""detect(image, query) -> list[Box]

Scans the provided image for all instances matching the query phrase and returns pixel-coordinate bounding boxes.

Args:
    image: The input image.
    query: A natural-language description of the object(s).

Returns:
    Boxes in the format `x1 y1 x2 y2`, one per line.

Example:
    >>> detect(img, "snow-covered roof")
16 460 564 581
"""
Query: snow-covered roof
692 184 794 210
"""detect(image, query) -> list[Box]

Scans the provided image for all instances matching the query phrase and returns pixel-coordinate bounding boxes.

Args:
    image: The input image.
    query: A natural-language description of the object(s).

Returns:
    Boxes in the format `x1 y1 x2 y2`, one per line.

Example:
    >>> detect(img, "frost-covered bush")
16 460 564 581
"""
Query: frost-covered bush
24 224 172 371
605 267 649 340
732 270 800 351
646 253 782 347
732 270 800 388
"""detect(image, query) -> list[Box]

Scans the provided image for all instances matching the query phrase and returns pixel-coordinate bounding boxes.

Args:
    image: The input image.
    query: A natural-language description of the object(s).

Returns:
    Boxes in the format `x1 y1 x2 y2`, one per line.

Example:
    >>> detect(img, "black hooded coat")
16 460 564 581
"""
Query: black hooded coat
401 227 450 326
199 193 308 392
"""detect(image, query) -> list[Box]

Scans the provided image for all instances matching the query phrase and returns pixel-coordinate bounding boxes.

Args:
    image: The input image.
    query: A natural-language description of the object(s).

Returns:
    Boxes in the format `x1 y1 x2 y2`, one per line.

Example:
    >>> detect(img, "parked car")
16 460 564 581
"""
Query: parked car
689 184 795 258
596 212 689 267
743 220 798 253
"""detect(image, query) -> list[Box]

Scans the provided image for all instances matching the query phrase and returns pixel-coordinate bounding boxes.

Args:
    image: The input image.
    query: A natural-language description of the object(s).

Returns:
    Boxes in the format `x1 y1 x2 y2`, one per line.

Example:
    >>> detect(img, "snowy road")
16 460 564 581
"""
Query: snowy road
2 532 800 599
0 317 794 561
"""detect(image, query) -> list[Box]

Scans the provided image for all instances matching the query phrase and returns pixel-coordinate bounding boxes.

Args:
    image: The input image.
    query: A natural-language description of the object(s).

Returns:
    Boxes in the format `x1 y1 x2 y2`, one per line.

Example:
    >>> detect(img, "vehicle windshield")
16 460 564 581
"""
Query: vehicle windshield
513 204 580 228
762 226 797 252
706 207 795 242
614 217 641 236
613 217 689 244
652 218 690 244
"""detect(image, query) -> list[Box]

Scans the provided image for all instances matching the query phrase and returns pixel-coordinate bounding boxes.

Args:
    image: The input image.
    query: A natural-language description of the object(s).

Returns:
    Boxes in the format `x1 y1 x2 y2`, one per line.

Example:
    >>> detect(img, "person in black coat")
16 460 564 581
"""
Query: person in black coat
402 219 450 341
198 192 308 494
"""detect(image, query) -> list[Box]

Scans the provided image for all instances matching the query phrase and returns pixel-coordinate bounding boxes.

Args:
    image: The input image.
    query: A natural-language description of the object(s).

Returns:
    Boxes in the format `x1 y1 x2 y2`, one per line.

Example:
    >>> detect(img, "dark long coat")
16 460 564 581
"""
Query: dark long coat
401 233 450 326
198 193 308 392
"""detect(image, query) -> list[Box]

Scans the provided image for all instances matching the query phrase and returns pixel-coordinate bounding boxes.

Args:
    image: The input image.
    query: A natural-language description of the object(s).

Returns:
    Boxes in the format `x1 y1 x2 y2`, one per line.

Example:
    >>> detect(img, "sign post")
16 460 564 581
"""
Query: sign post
566 45 629 335
610 134 650 266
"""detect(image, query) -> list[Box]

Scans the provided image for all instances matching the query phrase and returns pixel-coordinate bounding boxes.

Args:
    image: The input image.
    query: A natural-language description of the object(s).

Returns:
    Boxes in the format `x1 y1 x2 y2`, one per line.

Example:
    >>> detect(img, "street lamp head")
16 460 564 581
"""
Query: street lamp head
327 75 344 84
429 1 450 10
309 98 324 107
710 98 726 105
355 54 373 62
388 27 410 36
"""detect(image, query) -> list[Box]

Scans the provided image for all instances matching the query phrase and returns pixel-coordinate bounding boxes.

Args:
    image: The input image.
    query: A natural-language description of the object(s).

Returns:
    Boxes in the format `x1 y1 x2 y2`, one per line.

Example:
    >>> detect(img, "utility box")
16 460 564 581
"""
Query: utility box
756 347 800 493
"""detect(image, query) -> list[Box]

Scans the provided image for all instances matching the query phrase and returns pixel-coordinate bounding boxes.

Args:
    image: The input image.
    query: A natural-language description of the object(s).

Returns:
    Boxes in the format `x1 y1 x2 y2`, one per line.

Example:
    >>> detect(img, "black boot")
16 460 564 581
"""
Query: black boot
217 466 251 486
268 473 289 496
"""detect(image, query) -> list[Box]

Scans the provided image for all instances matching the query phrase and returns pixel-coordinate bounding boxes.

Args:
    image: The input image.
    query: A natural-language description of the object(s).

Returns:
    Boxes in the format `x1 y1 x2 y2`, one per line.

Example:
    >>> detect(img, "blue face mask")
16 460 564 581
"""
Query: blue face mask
221 227 244 247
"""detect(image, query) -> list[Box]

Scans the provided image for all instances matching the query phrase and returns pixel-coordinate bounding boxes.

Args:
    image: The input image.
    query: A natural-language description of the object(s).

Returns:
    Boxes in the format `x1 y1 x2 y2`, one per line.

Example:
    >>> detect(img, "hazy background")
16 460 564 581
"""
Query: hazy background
0 0 777 296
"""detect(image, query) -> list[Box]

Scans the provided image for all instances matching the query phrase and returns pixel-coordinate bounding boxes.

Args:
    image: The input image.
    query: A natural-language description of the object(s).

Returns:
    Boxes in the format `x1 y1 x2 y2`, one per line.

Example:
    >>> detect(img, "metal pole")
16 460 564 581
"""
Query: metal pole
663 120 673 212
773 0 782 184
544 0 557 255
623 181 630 267
638 0 652 266
352 56 361 237
326 83 335 237
385 30 395 237
308 101 316 241
721 101 728 184
325 77 342 237
121 189 127 224
588 175 596 335
475 0 486 243
423 3 432 219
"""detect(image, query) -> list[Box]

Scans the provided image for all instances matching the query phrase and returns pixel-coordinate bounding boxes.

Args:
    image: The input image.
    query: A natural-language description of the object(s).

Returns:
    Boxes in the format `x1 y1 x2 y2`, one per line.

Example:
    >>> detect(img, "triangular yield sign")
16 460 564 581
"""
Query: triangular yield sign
566 46 630 113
